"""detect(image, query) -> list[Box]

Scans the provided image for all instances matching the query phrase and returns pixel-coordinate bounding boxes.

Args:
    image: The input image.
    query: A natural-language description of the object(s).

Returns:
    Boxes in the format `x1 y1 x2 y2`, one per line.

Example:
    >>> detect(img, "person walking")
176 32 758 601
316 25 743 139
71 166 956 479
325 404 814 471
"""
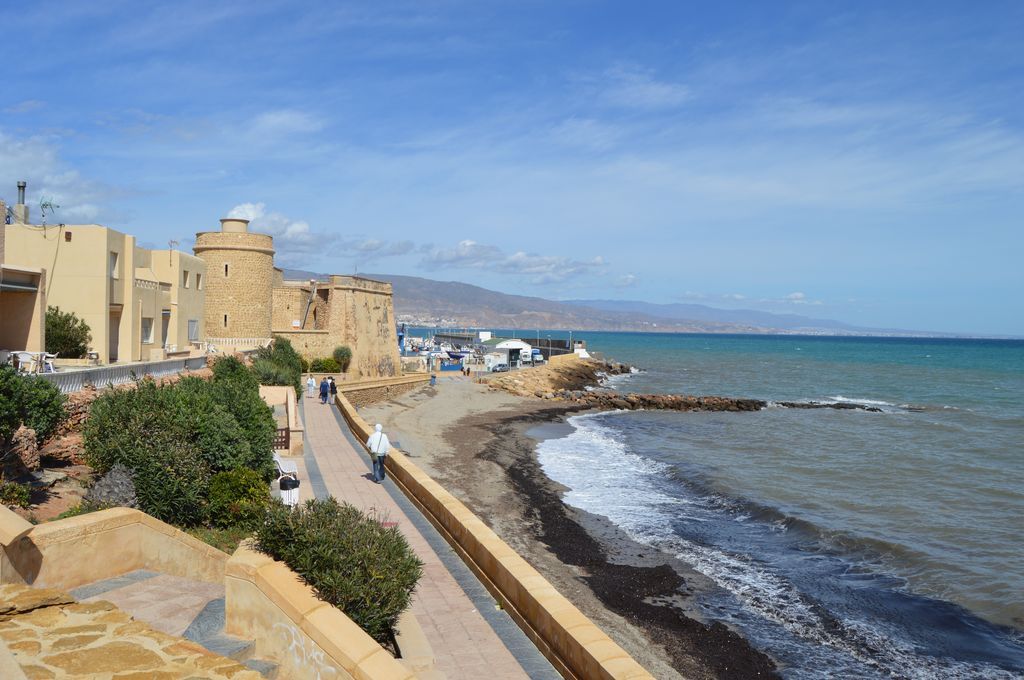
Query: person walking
366 423 391 483
328 376 337 401
319 377 330 404
306 374 316 398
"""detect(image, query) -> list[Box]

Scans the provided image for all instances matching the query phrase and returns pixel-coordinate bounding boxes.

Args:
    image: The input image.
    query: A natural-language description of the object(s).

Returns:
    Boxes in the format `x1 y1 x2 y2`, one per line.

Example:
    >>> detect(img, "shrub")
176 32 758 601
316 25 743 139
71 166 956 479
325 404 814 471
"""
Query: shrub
0 365 66 445
45 306 92 358
300 356 310 372
252 337 302 393
0 481 31 508
55 500 115 520
310 357 341 372
255 497 423 643
207 468 270 529
83 374 276 525
333 346 352 372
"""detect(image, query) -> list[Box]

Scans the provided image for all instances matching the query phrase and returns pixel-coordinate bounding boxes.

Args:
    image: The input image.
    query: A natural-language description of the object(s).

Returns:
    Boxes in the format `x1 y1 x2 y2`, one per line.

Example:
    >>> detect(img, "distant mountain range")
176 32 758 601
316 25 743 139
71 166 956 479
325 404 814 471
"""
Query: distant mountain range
282 270 924 335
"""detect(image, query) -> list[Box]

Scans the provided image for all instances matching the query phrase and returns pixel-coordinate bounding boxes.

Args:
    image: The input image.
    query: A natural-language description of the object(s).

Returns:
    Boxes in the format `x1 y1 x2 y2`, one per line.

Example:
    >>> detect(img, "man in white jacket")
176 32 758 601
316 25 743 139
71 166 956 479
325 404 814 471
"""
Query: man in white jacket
366 424 391 483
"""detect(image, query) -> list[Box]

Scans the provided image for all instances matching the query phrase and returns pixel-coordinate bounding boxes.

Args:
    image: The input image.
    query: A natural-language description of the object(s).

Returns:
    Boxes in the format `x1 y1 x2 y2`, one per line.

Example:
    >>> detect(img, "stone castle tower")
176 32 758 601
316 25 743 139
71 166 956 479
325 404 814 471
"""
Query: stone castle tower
193 218 274 342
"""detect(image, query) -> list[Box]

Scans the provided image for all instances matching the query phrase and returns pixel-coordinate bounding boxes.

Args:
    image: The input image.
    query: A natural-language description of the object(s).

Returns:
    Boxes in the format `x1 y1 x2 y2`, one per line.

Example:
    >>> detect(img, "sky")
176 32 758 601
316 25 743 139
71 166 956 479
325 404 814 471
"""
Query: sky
1 1 1022 335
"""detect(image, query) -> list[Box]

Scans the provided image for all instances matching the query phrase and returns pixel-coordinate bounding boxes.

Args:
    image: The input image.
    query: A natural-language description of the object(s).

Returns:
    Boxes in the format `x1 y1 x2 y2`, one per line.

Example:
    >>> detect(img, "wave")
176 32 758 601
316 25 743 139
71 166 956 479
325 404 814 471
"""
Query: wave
535 412 1024 678
827 395 897 407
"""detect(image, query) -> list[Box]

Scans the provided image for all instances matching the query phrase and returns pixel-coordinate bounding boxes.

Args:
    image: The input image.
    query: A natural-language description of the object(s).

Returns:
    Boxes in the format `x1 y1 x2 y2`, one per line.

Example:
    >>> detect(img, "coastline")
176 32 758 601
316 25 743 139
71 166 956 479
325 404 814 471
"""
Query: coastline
360 377 778 679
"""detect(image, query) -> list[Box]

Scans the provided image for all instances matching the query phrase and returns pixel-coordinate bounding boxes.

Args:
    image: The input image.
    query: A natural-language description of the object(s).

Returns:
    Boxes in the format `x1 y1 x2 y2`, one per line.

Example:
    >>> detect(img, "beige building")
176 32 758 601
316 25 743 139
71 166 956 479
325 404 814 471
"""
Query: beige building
0 198 46 354
2 193 205 364
194 217 401 378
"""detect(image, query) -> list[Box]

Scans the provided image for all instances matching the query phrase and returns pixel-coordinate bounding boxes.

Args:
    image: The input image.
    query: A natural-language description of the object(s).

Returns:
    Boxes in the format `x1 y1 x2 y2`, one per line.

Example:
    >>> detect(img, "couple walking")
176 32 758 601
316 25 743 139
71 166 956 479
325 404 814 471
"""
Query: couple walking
310 375 337 404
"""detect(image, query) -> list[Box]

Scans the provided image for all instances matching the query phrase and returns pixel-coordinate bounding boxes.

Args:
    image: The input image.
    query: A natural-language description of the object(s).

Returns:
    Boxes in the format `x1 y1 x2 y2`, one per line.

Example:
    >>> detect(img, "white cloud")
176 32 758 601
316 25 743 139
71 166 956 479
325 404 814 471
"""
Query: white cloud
422 239 608 284
722 293 747 301
3 100 44 114
600 64 690 110
0 130 116 224
616 273 637 287
785 291 806 301
248 110 324 137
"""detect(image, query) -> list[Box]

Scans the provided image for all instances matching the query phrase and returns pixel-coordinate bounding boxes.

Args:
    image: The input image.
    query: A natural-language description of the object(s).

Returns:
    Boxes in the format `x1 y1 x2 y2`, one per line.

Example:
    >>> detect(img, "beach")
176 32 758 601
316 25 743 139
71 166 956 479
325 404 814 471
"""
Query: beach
359 374 778 679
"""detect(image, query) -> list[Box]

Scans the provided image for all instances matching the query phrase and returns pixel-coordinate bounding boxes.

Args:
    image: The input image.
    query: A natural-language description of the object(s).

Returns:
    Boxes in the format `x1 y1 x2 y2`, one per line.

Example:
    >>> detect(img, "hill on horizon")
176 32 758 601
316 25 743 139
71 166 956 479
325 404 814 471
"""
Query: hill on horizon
282 269 915 335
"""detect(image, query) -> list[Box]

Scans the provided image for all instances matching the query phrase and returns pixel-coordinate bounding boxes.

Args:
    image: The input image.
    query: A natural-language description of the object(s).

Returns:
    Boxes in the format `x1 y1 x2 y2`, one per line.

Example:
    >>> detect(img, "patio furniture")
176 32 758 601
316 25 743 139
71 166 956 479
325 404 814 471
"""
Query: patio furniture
43 352 58 373
14 352 39 374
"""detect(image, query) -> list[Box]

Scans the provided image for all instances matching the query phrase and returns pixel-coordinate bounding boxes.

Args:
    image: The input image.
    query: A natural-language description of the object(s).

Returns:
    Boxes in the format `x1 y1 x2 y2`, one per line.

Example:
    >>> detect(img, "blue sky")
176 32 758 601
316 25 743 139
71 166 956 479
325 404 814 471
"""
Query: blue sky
2 1 1022 335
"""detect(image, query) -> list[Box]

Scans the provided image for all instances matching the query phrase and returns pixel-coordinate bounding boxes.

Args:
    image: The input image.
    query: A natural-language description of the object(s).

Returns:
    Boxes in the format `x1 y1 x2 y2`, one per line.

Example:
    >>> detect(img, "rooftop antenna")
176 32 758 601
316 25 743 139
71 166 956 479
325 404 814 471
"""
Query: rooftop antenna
39 196 59 226
168 240 179 265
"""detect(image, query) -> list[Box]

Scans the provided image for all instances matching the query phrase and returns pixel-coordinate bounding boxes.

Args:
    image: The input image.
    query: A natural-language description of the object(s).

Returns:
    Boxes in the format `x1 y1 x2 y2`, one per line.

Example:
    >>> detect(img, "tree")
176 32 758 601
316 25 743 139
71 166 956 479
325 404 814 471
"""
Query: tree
333 345 352 372
45 306 91 358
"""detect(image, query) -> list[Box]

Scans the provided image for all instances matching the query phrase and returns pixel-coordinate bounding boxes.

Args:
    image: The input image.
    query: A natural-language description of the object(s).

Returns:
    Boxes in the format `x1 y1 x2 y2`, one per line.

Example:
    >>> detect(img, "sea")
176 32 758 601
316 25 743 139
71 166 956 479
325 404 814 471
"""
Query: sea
528 332 1024 679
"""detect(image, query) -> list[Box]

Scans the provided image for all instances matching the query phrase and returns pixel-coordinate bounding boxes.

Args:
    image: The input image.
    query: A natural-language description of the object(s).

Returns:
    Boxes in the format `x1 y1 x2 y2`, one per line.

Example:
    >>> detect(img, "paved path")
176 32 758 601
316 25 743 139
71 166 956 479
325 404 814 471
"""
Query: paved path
299 394 557 680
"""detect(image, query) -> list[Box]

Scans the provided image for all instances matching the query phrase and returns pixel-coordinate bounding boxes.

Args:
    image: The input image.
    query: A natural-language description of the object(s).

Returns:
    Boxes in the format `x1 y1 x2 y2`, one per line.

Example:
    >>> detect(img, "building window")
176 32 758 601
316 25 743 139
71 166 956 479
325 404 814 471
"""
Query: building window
188 319 199 342
223 314 228 328
109 251 120 279
183 270 190 288
196 273 202 290
141 318 154 344
224 263 229 277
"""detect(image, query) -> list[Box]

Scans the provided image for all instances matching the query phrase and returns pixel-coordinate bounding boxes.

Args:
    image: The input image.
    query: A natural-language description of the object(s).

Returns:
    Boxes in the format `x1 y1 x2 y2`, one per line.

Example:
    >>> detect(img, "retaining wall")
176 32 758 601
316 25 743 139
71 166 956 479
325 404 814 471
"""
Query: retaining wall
335 392 654 680
0 508 226 590
225 543 415 680
337 374 431 408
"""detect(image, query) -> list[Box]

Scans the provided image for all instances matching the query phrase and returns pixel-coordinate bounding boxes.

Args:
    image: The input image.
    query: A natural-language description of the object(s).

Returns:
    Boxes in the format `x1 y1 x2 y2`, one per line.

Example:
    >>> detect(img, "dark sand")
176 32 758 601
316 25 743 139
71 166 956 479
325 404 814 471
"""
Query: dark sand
361 377 778 679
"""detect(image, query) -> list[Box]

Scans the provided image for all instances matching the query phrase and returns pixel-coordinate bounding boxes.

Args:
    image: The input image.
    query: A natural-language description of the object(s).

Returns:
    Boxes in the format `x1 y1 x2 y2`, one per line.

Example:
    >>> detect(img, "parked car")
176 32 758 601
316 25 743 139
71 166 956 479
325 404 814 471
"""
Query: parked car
491 363 510 372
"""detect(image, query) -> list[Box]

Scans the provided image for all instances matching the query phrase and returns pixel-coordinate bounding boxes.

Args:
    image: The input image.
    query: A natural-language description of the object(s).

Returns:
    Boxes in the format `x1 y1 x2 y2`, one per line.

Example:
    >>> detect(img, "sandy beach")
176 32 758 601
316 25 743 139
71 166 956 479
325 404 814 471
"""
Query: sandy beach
360 374 778 679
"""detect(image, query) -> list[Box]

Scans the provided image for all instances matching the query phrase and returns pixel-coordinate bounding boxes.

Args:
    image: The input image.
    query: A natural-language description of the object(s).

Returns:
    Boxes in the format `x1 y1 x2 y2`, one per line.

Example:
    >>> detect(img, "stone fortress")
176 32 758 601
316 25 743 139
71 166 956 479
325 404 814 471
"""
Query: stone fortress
194 218 400 379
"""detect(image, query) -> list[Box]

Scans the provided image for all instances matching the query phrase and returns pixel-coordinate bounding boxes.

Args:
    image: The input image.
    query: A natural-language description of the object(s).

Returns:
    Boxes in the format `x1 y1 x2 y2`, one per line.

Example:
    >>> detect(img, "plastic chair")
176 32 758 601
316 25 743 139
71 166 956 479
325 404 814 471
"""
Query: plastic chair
43 352 58 373
15 352 37 374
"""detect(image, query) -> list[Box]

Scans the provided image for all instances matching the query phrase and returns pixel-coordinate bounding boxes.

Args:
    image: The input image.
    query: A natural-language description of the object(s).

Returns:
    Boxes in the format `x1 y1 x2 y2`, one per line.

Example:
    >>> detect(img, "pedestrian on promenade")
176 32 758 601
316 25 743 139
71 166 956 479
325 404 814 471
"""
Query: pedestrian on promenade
306 374 316 398
328 376 337 401
366 424 391 483
319 377 330 404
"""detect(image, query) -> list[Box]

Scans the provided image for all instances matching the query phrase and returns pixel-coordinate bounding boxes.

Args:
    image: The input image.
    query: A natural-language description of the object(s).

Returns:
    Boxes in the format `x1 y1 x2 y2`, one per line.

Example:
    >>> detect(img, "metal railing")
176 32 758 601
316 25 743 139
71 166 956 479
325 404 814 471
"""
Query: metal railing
273 427 290 451
37 356 208 394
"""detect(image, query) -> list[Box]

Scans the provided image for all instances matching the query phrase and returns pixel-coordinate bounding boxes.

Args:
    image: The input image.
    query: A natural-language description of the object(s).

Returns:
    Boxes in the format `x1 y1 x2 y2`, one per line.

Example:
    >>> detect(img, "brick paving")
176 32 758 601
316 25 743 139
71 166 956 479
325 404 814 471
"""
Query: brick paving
299 393 538 680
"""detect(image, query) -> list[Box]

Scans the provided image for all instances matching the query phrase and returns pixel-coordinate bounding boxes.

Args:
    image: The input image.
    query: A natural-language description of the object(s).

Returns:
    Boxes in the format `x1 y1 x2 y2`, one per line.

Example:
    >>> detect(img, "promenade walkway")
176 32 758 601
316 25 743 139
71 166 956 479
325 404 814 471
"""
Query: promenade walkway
299 395 559 680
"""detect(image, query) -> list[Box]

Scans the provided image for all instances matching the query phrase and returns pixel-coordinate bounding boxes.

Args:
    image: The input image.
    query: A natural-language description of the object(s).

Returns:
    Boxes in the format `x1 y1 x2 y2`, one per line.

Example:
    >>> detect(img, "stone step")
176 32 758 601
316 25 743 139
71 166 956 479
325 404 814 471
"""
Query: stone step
181 596 278 678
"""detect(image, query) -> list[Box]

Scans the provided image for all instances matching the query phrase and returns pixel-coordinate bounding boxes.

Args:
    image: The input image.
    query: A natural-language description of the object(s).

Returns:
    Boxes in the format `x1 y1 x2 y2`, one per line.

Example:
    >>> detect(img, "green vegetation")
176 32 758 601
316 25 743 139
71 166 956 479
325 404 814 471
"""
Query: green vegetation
45 306 92 358
255 497 423 643
0 365 66 447
82 358 275 525
0 481 31 508
252 337 303 393
55 500 115 520
207 468 271 529
310 357 341 372
186 525 254 554
332 346 352 372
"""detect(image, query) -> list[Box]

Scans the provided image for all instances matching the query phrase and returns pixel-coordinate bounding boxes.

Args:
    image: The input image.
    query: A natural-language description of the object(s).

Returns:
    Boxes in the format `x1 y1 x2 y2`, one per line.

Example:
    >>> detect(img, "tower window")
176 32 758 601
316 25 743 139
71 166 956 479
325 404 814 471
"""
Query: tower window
224 263 229 277
223 314 228 328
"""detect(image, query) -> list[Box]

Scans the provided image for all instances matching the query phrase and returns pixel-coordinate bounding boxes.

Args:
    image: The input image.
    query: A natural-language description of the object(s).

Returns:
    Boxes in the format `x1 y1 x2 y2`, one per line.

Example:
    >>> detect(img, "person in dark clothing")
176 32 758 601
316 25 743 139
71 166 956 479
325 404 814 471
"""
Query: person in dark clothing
328 376 337 401
319 377 329 404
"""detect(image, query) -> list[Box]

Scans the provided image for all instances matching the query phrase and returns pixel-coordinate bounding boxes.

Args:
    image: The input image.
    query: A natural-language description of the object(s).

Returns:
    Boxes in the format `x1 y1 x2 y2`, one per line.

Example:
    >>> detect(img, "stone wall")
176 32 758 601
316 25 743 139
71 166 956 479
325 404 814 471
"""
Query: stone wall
340 378 425 408
329 283 400 379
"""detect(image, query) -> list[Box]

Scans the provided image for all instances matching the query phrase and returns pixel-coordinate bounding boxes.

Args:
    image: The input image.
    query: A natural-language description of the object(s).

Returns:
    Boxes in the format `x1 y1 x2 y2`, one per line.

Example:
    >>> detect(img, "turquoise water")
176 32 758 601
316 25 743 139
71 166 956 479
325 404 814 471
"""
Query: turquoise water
531 332 1024 678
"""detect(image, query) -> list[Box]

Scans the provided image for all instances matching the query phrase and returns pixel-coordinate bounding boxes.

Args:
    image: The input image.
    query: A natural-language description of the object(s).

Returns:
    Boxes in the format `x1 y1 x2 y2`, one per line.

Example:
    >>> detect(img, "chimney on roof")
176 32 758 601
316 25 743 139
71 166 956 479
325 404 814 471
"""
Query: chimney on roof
13 181 29 224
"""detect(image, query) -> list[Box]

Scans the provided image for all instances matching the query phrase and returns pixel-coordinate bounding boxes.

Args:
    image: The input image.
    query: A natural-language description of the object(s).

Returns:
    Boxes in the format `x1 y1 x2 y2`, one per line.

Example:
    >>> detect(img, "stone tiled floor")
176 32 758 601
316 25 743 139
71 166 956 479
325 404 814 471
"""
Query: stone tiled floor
300 393 537 680
76 572 224 637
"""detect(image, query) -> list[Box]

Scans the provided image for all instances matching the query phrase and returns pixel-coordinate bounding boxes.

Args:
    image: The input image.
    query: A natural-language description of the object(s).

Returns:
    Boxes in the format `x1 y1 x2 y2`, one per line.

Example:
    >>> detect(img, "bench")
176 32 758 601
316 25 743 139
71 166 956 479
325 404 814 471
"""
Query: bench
273 453 300 507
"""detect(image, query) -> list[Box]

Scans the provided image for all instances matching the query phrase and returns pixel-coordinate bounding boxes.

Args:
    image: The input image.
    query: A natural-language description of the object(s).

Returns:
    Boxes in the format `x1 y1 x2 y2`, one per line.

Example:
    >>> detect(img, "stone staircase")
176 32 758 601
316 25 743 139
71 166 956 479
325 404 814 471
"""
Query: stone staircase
182 596 279 678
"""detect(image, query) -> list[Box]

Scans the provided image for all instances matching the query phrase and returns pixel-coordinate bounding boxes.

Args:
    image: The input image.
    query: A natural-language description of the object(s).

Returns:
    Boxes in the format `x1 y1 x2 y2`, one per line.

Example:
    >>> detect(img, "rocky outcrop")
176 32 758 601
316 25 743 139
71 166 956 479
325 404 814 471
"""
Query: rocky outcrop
2 426 39 477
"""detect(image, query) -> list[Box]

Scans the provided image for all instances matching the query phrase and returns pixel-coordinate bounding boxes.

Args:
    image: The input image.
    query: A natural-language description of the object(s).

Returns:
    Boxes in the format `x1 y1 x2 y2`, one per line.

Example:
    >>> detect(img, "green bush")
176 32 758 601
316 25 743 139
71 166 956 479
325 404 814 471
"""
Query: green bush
252 337 302 393
300 357 310 373
255 498 423 643
207 468 271 529
55 500 115 520
0 365 66 445
45 306 91 358
332 346 352 372
83 373 276 525
0 481 31 508
310 357 341 372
